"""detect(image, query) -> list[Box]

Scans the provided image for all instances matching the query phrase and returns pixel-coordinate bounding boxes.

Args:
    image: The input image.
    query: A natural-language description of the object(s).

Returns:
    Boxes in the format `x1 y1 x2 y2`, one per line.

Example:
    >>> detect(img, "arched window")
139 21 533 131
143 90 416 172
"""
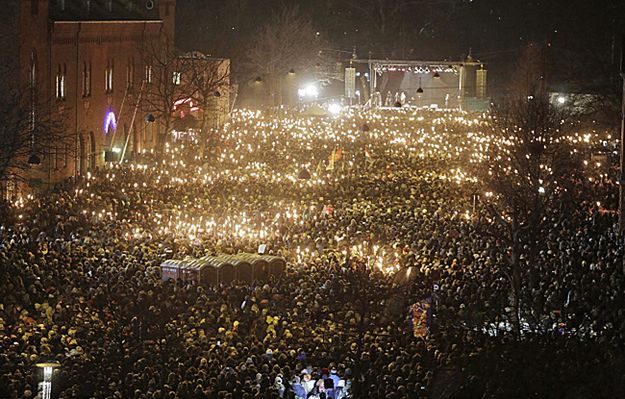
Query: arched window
55 64 66 100
105 60 114 93
83 61 91 97
127 58 134 90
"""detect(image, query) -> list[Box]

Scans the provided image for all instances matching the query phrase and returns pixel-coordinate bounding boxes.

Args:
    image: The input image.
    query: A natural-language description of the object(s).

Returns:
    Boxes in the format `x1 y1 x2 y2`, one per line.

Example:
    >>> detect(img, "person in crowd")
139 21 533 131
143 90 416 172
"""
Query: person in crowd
0 108 623 399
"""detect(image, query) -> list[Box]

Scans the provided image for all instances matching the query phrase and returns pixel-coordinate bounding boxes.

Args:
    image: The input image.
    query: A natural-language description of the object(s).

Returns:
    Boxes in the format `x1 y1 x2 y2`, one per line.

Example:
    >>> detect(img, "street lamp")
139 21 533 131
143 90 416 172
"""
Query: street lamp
28 153 41 165
36 362 60 399
416 77 424 94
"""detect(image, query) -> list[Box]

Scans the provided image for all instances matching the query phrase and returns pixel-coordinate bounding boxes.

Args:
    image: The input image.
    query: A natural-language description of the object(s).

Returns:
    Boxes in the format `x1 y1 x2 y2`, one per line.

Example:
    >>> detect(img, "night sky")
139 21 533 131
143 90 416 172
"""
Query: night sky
177 0 625 95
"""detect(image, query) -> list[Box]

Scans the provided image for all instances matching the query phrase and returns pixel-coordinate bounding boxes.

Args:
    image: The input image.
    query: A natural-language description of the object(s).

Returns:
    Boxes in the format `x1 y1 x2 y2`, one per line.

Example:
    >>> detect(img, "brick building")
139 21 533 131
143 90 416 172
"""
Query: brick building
3 0 176 189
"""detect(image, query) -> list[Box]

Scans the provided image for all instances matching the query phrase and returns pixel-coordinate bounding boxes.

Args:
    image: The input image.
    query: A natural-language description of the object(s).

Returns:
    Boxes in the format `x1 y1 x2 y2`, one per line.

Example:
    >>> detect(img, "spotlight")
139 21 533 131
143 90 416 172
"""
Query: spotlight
328 103 342 115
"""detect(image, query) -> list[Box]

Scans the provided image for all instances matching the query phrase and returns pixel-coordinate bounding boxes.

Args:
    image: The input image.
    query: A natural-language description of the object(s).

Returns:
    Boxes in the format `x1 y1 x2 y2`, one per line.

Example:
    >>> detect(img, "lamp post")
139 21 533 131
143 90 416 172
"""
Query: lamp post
253 76 263 108
36 362 60 399
28 153 41 166
287 69 296 106
416 77 424 108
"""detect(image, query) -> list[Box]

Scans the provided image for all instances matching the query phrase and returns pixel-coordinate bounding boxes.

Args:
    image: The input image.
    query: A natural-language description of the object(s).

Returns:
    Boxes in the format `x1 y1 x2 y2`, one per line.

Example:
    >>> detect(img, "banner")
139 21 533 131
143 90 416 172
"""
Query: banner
345 67 356 98
410 298 431 338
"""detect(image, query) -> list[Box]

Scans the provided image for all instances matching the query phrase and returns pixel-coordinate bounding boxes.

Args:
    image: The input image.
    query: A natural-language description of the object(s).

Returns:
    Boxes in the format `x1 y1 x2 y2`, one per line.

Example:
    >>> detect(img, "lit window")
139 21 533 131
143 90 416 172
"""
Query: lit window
172 71 181 85
60 68 65 99
83 61 91 97
127 59 134 89
105 60 114 93
145 64 153 84
55 64 66 100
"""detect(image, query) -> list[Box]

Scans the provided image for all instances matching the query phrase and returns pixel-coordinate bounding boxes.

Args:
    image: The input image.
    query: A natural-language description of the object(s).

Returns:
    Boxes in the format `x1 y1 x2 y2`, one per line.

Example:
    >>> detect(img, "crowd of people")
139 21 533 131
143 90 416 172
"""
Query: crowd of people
1 108 624 398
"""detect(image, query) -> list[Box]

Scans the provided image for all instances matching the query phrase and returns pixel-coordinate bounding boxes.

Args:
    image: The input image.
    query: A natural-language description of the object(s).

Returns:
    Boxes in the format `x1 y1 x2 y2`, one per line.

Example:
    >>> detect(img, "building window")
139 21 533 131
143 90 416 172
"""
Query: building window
127 58 134 90
144 63 153 84
105 60 114 94
55 64 66 100
31 0 38 15
53 145 59 170
83 61 91 97
64 143 69 168
172 71 181 85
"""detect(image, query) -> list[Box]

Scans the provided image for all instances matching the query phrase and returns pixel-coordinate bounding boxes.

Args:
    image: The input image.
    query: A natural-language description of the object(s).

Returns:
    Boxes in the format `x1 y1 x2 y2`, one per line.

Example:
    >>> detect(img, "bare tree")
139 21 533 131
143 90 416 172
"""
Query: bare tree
478 45 581 337
347 0 464 55
246 4 322 106
183 52 231 157
0 86 69 193
139 35 192 150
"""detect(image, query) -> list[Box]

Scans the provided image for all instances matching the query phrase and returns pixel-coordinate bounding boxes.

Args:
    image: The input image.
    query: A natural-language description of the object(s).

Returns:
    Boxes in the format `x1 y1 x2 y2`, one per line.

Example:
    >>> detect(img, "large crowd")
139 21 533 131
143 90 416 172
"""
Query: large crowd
1 108 625 398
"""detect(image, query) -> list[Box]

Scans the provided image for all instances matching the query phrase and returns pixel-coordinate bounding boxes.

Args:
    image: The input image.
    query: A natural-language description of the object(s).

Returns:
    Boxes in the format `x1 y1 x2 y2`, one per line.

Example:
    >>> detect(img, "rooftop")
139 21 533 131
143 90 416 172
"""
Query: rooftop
48 0 163 22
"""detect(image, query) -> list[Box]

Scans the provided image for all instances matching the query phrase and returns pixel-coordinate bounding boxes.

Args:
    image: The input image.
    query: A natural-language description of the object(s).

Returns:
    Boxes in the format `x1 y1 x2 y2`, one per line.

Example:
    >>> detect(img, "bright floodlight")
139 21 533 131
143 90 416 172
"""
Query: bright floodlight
557 96 566 104
304 85 318 97
328 103 342 115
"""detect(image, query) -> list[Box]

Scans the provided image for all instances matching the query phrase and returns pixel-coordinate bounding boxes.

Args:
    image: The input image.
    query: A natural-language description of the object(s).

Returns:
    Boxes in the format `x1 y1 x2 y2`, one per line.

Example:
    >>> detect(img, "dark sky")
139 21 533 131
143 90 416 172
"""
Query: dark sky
176 0 625 92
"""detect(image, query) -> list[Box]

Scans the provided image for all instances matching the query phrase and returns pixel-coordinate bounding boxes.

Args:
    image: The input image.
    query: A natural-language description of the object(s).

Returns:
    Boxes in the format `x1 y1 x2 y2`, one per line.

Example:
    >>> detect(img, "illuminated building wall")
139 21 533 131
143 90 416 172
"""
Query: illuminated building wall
11 0 176 187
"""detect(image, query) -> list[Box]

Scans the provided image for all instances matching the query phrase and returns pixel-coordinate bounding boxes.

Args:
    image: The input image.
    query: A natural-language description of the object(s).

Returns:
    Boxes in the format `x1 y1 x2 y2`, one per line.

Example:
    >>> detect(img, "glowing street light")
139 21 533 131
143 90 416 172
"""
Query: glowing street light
298 84 319 98
328 103 342 115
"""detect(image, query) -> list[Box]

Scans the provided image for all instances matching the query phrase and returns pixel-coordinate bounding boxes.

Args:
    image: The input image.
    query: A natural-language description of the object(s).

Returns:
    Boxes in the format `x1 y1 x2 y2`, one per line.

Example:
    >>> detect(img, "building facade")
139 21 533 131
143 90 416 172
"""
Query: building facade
10 0 176 189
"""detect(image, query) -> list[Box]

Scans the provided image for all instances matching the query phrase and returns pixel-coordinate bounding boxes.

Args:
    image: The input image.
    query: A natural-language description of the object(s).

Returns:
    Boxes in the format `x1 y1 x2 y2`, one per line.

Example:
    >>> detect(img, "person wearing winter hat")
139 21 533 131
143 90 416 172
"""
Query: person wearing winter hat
291 376 307 399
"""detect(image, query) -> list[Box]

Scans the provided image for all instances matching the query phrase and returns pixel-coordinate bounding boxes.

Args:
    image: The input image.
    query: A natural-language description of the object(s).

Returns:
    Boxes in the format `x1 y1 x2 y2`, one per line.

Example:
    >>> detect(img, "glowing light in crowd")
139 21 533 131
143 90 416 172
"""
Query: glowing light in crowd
13 107 612 277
